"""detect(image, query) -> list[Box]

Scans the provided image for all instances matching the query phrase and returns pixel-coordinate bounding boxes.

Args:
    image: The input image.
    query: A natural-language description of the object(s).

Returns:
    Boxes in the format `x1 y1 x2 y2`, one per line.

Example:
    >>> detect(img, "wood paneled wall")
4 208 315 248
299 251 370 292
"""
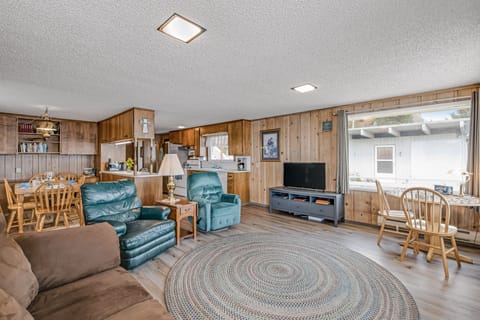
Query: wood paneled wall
250 84 479 205
0 154 95 181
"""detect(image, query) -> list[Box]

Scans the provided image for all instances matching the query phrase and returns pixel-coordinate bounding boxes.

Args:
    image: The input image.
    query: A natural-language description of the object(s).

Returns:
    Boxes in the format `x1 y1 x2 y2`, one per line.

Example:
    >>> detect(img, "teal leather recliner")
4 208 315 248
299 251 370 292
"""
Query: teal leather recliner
187 171 241 232
81 180 176 269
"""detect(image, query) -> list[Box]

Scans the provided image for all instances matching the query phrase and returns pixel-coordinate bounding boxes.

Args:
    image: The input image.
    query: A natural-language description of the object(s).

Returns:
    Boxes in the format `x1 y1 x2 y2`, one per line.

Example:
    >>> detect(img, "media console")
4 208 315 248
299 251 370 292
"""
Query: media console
269 187 344 226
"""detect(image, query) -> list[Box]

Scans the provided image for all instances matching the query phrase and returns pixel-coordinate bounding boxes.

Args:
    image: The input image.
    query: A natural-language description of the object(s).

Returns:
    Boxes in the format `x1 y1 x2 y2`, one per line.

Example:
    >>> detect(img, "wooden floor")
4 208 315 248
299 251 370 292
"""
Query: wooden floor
130 205 480 320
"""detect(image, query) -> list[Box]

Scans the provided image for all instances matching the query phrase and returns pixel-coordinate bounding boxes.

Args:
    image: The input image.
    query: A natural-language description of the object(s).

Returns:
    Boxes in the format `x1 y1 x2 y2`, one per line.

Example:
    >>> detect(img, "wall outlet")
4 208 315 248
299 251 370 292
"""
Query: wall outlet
15 168 21 174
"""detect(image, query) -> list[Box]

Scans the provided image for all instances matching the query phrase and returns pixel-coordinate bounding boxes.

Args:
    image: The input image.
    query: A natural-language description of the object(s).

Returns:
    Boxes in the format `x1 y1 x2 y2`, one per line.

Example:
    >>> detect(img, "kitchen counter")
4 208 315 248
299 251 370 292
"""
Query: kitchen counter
99 170 161 178
99 171 162 204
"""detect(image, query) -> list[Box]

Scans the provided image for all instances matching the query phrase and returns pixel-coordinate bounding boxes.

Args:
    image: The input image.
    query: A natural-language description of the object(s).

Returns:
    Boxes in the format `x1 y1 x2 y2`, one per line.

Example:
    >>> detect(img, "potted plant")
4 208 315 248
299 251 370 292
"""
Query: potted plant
126 157 134 171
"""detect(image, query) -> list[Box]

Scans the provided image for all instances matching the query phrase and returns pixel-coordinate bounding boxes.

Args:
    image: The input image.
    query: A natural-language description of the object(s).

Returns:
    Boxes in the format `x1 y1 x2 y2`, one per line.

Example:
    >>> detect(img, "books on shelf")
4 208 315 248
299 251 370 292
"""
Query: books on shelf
315 199 330 205
293 197 307 202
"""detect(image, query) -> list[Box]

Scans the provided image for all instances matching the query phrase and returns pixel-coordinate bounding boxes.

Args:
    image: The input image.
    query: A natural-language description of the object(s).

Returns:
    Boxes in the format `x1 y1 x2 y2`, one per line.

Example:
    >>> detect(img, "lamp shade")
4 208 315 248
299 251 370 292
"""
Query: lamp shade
158 154 184 176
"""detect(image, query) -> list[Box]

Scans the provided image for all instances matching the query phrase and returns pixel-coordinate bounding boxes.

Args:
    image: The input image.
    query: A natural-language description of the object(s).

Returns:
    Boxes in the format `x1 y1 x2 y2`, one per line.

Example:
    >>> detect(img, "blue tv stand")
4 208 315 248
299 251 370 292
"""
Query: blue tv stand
269 187 344 226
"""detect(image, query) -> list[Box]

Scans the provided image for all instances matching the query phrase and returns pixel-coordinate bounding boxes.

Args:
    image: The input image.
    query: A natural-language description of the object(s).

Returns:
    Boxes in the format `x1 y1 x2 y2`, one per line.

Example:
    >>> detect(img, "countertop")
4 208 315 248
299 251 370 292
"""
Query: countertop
186 168 250 174
100 171 162 178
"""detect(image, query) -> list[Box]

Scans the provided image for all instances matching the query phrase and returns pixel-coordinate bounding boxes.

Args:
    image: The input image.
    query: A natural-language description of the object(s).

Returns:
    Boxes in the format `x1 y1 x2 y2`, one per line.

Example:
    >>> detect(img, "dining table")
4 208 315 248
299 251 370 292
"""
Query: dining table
14 181 84 233
386 189 480 264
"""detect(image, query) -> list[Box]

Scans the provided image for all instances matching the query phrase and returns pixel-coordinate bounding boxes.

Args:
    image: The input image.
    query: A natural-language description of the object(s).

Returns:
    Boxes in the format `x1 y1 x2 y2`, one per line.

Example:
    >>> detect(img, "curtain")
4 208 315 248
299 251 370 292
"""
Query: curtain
467 89 480 197
205 134 228 147
336 110 349 194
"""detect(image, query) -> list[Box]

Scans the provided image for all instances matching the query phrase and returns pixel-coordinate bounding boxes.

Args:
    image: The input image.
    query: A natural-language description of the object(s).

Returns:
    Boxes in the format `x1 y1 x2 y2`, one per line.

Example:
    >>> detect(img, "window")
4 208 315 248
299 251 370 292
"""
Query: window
205 134 234 160
348 101 471 191
375 145 395 177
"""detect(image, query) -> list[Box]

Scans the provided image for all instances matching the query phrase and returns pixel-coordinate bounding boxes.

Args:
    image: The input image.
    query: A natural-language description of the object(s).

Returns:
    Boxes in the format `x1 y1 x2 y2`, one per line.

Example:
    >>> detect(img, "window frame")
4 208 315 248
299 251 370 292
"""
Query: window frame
374 144 395 178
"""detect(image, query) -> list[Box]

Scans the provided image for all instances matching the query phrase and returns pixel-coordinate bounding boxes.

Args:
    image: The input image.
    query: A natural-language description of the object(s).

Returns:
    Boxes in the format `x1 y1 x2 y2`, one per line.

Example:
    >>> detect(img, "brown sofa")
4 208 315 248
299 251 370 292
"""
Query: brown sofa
0 213 172 320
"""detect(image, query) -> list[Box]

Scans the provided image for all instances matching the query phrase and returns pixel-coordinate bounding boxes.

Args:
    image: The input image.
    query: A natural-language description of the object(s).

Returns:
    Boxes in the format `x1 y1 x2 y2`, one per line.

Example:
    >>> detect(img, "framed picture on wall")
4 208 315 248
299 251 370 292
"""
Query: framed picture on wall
261 129 280 161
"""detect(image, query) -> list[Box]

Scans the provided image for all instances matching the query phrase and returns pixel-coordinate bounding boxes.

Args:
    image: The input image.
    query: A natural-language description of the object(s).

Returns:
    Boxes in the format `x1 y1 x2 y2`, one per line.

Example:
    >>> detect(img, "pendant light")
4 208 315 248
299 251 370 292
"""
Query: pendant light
34 107 57 139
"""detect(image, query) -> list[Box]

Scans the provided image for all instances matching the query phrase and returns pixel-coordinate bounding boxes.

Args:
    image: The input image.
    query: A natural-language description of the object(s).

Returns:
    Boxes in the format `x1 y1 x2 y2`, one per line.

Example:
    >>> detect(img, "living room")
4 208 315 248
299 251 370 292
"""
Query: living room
1 1 480 319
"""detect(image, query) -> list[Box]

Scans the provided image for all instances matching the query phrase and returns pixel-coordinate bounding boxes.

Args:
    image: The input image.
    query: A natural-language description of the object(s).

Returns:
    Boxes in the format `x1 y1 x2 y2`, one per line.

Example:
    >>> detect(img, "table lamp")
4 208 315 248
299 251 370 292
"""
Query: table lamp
158 154 184 204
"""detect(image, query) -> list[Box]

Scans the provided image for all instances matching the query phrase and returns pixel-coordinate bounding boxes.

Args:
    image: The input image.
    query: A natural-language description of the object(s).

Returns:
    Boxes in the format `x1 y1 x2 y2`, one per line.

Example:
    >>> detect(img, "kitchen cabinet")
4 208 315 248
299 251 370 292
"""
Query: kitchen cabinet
60 120 97 154
227 172 250 204
98 108 153 143
228 120 251 156
117 110 134 140
0 115 18 154
133 108 154 140
199 123 228 136
168 128 195 146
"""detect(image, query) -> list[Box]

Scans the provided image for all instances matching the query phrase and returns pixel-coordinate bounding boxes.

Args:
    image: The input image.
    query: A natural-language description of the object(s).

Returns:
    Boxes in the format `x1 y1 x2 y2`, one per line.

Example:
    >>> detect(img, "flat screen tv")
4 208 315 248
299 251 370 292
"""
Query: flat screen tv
283 162 326 191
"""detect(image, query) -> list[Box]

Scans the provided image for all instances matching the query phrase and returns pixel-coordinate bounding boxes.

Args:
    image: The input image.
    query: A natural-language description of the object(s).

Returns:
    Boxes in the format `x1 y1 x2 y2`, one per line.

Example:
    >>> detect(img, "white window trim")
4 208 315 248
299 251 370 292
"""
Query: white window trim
375 145 395 178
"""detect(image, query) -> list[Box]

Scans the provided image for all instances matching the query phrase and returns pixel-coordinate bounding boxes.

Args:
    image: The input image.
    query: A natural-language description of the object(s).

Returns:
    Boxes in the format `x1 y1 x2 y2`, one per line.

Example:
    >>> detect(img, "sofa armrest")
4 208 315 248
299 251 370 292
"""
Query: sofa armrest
101 220 127 236
140 206 171 220
221 193 241 204
14 223 120 292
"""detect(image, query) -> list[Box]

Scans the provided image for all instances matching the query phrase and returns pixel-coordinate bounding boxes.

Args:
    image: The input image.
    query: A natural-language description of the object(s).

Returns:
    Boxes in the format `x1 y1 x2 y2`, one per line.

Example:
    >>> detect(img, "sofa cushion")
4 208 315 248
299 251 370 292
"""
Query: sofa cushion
0 288 34 320
15 223 119 291
120 220 175 250
0 235 39 308
105 299 173 320
28 267 151 320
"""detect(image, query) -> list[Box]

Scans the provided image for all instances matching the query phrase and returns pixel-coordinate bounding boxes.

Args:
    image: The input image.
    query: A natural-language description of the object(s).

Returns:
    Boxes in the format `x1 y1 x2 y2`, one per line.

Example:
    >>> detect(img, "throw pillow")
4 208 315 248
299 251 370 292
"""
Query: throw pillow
0 235 39 308
0 288 34 320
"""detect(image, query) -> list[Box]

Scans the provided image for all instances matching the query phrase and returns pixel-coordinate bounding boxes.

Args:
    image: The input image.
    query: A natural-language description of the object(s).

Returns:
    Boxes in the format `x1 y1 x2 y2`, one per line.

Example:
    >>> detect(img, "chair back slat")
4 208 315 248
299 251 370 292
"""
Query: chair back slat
3 179 17 207
375 180 390 215
34 182 73 216
401 187 450 234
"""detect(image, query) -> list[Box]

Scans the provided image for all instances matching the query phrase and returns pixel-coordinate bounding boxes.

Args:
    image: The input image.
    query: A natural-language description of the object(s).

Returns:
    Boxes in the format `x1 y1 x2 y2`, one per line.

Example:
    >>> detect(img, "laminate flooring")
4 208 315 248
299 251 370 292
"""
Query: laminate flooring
130 205 480 320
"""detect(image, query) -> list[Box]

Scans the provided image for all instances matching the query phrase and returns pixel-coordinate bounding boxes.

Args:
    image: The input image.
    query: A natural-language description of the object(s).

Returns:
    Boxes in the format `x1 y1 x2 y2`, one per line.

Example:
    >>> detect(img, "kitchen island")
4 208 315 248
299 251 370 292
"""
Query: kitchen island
100 171 163 205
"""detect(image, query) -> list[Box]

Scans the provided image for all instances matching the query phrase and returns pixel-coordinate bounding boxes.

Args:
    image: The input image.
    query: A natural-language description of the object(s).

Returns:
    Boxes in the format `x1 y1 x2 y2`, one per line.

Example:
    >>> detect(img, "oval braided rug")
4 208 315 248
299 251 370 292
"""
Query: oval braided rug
165 233 419 320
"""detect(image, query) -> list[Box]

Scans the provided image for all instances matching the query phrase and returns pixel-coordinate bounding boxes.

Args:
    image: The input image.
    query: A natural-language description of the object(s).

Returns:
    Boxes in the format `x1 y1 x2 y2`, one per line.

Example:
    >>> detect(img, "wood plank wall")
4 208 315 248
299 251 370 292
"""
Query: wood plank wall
0 154 95 181
250 84 479 205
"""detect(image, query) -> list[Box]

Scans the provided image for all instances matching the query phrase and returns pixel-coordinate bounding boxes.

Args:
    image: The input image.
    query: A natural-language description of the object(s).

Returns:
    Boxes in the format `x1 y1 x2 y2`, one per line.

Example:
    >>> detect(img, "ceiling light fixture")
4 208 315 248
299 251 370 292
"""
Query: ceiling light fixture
157 13 206 43
177 125 185 129
292 84 318 93
34 106 58 139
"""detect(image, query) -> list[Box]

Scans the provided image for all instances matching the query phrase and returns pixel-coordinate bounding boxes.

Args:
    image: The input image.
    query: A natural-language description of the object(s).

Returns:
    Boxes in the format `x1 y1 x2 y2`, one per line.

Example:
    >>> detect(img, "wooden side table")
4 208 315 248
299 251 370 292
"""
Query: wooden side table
157 199 197 245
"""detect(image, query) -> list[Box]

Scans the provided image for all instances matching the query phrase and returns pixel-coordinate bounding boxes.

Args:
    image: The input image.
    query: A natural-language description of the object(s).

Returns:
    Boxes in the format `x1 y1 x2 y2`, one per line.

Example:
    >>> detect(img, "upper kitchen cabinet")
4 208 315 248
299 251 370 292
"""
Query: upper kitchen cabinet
98 108 154 143
133 108 154 140
228 120 251 156
169 128 195 146
60 120 97 155
0 115 18 154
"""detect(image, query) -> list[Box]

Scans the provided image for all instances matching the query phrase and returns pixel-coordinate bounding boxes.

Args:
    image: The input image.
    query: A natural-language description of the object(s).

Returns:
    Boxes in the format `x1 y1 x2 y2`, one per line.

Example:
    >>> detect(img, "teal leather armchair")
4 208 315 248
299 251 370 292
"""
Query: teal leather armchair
81 180 176 269
187 171 241 232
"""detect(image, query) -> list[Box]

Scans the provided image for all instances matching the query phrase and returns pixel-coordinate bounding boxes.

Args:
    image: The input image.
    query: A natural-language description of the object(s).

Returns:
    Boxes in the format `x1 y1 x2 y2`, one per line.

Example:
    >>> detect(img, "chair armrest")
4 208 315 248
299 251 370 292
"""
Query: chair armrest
14 223 120 292
221 193 241 204
140 206 171 220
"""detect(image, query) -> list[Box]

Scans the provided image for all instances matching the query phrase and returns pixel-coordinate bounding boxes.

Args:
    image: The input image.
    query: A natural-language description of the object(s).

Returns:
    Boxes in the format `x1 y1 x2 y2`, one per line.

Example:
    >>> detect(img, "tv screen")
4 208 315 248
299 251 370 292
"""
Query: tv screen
283 162 326 190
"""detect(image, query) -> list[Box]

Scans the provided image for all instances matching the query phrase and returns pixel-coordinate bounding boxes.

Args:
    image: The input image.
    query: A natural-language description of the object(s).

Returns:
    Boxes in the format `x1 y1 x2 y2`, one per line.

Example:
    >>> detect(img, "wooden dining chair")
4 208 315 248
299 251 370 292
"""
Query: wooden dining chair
55 172 80 182
69 175 86 226
29 173 49 184
33 181 73 232
399 187 461 279
375 180 410 245
3 179 37 233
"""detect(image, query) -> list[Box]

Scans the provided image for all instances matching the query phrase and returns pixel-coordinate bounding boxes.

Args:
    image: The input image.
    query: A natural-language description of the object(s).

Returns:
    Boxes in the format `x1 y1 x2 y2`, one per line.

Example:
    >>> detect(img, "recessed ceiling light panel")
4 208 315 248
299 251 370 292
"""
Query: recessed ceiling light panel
177 125 185 129
157 13 206 43
292 84 317 93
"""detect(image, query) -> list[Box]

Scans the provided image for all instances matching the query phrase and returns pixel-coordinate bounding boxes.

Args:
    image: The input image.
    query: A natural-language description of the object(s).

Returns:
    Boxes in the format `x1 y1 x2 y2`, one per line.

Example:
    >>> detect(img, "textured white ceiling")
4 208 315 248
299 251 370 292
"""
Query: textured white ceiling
0 0 479 132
